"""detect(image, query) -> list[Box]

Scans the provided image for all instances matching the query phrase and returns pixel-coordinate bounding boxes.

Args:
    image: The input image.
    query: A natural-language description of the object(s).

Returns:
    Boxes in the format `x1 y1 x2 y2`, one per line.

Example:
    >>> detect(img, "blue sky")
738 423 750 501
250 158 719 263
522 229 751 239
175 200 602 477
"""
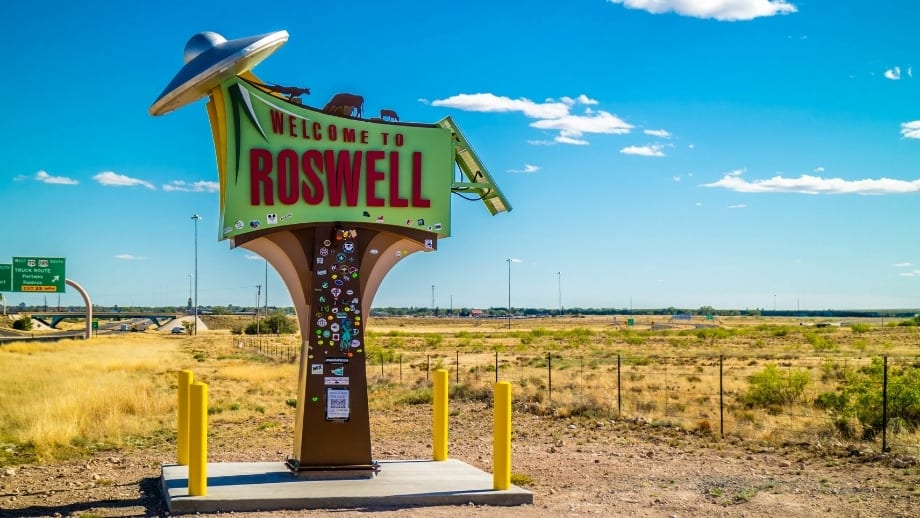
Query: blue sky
3 0 920 311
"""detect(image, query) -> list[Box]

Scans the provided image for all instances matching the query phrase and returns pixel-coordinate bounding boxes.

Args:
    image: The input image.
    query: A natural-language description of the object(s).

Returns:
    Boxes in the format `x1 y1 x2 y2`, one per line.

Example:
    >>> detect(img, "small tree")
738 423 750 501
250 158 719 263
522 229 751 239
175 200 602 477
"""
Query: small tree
12 314 33 331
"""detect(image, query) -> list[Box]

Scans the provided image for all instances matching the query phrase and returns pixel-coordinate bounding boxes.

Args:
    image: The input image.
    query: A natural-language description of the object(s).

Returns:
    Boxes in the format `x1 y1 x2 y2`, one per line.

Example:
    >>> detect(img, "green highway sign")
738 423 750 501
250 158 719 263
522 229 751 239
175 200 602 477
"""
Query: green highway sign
12 257 66 293
0 264 10 291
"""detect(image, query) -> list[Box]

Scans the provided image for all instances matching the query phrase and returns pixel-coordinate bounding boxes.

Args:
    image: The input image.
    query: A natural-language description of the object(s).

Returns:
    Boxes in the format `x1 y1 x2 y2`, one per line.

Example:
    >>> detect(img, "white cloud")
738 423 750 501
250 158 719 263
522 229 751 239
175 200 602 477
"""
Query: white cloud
884 66 901 80
673 176 681 182
34 170 78 185
554 134 590 146
900 121 920 139
114 254 146 260
93 171 155 190
644 129 672 138
620 144 665 157
702 169 920 195
244 254 263 261
899 270 920 277
608 0 797 21
531 111 633 138
728 204 747 209
893 262 914 268
431 93 570 119
432 92 632 145
507 164 541 173
814 166 825 173
527 139 556 146
163 180 220 193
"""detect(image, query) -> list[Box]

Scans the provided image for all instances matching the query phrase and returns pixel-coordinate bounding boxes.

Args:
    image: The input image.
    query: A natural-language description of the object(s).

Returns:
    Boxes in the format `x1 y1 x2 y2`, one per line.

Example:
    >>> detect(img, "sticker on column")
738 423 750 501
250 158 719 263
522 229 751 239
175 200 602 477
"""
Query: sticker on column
326 387 350 421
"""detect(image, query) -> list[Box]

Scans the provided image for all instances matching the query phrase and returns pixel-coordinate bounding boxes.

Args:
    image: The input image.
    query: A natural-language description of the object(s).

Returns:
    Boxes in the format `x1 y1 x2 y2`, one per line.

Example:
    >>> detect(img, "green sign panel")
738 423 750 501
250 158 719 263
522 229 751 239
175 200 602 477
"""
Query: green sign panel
216 77 454 241
0 264 10 291
12 257 65 293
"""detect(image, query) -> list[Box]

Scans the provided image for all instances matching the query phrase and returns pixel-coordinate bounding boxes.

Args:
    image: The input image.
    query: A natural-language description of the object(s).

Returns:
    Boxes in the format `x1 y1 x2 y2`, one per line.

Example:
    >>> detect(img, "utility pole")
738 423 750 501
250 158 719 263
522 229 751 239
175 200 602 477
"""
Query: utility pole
191 214 201 335
256 284 262 343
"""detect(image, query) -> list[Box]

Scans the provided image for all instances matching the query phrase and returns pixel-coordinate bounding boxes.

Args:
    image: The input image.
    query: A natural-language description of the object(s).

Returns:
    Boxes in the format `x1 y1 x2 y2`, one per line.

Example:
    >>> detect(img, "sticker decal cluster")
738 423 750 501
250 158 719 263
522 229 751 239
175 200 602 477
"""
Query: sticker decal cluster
309 227 363 420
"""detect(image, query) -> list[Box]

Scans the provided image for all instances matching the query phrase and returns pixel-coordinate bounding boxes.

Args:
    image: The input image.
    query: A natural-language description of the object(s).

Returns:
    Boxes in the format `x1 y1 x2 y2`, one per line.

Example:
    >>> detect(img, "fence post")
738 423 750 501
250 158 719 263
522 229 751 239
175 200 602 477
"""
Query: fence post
719 355 724 438
495 350 499 383
882 355 889 453
617 354 622 417
547 352 553 403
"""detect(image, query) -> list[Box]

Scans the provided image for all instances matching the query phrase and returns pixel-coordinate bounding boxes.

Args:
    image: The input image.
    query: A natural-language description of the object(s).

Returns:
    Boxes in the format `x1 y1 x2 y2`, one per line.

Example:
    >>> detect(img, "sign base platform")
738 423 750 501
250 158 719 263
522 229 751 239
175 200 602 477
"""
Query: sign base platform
284 459 378 479
161 459 533 514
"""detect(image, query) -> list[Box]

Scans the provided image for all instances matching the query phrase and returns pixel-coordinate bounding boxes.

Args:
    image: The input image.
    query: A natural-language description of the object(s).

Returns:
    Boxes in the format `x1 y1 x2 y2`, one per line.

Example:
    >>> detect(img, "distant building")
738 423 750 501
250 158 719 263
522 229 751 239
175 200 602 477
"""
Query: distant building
470 309 483 318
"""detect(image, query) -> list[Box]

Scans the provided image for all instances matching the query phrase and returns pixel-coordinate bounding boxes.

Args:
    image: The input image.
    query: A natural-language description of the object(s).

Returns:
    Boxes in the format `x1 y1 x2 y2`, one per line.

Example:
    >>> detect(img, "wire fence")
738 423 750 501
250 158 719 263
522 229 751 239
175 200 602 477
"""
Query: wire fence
232 335 919 455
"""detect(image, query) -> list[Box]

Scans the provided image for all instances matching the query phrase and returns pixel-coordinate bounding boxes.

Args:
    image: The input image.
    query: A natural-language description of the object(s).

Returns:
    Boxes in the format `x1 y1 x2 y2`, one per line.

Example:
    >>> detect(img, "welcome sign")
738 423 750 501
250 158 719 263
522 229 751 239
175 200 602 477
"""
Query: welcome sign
214 77 454 241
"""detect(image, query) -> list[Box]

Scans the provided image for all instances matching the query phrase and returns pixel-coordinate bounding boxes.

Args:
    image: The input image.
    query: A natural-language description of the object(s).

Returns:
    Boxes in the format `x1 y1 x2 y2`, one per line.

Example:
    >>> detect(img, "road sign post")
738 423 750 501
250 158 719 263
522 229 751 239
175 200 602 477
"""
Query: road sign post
12 257 66 293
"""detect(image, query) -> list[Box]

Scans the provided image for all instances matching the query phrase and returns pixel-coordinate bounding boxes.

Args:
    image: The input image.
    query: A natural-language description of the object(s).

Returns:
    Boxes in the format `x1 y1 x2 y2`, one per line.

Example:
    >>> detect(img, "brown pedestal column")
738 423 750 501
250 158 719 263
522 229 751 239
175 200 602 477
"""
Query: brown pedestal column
234 223 436 474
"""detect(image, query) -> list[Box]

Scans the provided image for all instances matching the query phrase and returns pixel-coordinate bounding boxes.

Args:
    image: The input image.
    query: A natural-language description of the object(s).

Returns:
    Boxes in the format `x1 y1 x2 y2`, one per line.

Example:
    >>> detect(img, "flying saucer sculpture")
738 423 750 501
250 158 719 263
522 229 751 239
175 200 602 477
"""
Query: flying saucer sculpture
149 30 288 116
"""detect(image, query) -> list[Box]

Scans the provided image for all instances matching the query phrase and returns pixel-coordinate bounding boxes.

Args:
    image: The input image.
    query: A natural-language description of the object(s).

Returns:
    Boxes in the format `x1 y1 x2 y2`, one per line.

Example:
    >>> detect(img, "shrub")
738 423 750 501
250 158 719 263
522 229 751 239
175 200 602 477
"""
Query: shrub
743 364 810 408
816 358 920 435
245 311 297 334
12 315 33 331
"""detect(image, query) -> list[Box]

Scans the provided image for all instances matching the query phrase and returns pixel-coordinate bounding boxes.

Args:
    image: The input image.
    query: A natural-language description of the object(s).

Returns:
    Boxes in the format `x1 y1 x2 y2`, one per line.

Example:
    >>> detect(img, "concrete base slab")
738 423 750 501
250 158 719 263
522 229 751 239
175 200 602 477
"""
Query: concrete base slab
161 459 533 514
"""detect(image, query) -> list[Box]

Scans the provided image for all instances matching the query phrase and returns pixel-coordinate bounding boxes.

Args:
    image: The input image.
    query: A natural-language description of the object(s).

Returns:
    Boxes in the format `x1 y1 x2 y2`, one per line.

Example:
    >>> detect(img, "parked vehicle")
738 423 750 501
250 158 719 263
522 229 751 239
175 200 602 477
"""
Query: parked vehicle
171 326 185 335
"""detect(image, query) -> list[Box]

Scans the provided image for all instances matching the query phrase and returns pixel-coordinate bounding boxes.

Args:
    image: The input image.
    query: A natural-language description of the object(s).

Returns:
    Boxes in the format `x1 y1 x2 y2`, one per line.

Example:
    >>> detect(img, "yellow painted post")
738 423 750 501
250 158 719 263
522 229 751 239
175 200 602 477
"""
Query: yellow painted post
433 368 449 461
177 370 193 465
493 381 512 490
188 382 208 496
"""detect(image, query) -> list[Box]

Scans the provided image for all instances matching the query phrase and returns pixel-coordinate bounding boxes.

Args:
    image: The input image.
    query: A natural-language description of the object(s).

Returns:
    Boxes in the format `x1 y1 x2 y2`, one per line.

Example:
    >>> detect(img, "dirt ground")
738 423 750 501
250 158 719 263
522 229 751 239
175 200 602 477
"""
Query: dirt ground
1 400 917 518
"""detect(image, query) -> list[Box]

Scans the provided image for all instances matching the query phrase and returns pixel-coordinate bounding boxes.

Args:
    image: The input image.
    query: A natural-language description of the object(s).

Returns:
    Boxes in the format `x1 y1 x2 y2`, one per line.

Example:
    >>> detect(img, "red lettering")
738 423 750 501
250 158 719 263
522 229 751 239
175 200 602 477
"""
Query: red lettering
299 119 311 140
381 132 389 145
388 151 408 207
411 152 430 207
324 150 361 206
288 115 297 137
327 124 338 141
250 148 274 205
269 110 284 134
342 127 356 143
360 130 368 144
277 149 299 205
312 122 322 140
365 151 386 207
395 133 404 146
301 150 324 204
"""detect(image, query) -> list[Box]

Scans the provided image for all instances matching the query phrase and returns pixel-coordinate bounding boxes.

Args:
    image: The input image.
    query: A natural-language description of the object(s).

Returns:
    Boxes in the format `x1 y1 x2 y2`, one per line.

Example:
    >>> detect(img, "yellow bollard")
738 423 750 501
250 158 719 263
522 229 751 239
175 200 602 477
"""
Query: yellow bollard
493 381 512 490
433 368 449 461
188 382 208 496
177 370 193 466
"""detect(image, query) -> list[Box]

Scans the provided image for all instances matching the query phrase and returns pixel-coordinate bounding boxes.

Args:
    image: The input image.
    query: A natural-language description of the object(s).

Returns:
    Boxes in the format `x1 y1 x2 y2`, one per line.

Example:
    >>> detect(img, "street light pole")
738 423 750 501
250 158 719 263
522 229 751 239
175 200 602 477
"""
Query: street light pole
191 214 201 335
506 258 512 329
557 271 562 316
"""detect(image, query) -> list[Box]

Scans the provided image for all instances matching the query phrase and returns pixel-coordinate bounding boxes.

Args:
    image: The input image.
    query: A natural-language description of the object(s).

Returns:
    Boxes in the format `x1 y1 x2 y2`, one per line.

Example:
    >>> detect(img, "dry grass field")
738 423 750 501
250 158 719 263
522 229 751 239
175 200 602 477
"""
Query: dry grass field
0 315 918 516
